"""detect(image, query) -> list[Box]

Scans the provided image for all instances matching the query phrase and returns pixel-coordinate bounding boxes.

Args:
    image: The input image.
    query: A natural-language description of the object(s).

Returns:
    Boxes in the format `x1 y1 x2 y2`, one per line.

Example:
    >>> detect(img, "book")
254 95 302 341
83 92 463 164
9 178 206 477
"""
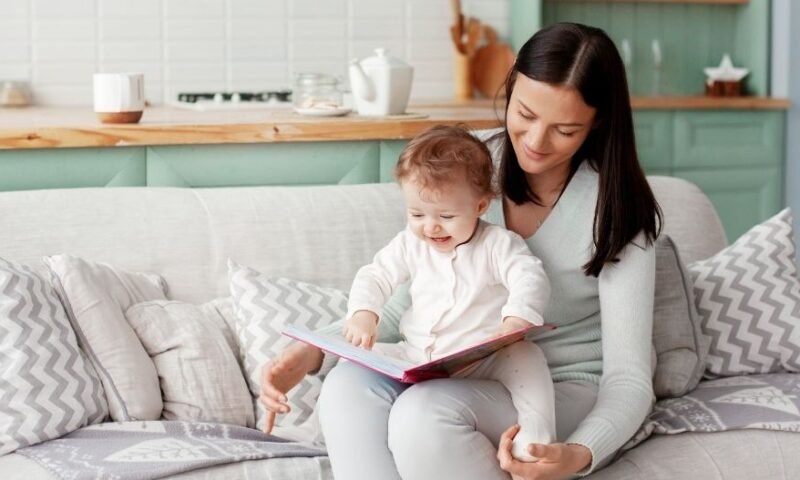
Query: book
282 323 556 384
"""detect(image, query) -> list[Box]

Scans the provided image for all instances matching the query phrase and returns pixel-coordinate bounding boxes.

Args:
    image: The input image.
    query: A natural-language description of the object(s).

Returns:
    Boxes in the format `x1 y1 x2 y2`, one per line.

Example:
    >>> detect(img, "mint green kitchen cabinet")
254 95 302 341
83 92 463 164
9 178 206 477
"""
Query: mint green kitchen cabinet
672 111 784 169
632 110 784 241
674 168 782 242
634 111 672 176
146 142 381 187
670 111 785 240
0 147 145 191
379 140 408 183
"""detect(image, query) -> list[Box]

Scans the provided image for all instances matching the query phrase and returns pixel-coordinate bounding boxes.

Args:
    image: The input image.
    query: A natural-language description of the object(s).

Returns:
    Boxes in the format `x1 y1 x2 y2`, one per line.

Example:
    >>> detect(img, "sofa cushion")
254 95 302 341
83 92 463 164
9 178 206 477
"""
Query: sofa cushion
0 257 107 455
45 254 166 421
652 235 708 398
689 208 800 376
229 260 345 442
594 429 800 480
125 298 254 427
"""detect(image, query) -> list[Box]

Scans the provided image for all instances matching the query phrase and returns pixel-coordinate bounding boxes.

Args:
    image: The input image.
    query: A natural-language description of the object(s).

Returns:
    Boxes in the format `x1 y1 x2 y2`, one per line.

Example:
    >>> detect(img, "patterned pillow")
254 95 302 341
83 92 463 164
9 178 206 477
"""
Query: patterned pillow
228 260 346 442
0 257 107 455
689 208 800 376
45 255 167 422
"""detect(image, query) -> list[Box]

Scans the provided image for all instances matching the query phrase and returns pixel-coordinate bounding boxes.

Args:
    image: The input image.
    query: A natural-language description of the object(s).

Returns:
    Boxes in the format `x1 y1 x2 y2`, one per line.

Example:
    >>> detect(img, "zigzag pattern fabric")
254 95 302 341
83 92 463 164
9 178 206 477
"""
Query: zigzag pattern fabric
229 260 346 441
0 257 107 455
689 208 800 377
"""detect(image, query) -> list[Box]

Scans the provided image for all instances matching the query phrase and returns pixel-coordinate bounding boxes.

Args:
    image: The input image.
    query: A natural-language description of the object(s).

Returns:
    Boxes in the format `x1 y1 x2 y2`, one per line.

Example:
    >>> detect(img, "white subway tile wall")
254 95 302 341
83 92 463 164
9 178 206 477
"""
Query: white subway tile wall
0 0 509 106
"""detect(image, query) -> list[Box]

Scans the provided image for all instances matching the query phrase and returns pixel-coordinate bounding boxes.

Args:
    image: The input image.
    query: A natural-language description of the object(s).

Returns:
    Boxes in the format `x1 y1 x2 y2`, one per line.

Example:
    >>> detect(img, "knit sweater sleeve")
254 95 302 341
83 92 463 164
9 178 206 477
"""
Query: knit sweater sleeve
565 233 656 474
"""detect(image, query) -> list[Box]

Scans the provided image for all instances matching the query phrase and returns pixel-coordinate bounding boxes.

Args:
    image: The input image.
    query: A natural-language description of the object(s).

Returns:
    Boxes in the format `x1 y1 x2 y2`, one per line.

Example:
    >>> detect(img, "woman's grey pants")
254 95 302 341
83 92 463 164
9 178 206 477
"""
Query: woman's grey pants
318 360 599 480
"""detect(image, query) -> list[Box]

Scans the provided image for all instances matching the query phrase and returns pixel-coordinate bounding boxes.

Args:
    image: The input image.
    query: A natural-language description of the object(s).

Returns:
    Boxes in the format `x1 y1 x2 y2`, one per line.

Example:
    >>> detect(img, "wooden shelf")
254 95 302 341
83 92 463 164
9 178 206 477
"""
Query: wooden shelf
630 96 790 109
555 0 749 4
419 96 790 110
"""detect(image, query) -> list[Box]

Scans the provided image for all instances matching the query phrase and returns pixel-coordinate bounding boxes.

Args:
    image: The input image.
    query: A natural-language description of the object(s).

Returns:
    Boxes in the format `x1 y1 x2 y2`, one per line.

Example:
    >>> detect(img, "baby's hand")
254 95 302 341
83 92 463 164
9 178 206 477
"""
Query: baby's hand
497 316 531 335
343 310 379 350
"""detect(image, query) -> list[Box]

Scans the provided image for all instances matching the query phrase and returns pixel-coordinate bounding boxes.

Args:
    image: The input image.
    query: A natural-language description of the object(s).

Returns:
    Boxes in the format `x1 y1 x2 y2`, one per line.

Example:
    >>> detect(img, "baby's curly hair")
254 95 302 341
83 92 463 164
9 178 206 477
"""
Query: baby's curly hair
394 125 495 198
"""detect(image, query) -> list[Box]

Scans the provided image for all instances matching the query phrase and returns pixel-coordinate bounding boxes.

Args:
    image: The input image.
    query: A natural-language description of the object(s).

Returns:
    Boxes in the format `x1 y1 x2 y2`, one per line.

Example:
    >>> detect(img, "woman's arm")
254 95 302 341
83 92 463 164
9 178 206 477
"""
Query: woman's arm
260 283 411 432
565 233 656 473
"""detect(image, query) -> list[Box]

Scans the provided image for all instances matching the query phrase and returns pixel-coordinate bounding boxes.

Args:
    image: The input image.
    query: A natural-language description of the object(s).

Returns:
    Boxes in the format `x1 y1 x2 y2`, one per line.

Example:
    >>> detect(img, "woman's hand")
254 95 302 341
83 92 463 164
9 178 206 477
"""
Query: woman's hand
259 342 323 433
497 424 593 480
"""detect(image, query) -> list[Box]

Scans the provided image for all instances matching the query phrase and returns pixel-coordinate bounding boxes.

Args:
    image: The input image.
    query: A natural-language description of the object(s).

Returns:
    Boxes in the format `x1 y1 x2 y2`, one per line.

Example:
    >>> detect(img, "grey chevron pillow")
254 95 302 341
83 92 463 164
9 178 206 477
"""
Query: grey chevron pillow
689 208 800 377
228 260 345 443
0 257 107 455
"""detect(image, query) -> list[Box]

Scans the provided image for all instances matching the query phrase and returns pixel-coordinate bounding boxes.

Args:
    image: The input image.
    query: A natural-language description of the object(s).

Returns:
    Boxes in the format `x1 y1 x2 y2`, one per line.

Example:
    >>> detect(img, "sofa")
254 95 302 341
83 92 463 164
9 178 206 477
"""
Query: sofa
1 175 799 480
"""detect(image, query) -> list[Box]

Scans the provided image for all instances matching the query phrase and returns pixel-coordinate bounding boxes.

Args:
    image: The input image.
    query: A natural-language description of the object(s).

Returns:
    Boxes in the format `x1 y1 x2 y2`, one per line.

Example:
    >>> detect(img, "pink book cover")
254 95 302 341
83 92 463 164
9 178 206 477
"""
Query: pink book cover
282 323 556 384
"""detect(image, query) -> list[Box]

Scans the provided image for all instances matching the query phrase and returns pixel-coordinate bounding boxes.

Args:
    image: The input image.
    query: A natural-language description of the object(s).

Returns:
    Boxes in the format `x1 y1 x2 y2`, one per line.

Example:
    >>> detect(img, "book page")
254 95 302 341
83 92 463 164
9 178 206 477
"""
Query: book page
283 325 415 379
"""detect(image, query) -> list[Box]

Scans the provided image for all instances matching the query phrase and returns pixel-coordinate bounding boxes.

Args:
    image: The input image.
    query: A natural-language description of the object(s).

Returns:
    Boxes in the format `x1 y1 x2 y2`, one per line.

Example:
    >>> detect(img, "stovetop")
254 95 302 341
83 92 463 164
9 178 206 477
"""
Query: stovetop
172 90 293 111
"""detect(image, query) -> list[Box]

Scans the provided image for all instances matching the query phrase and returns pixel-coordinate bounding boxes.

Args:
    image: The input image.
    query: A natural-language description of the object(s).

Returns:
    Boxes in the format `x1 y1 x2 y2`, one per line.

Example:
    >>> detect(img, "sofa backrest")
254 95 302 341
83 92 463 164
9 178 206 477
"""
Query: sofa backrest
0 176 726 303
648 175 727 263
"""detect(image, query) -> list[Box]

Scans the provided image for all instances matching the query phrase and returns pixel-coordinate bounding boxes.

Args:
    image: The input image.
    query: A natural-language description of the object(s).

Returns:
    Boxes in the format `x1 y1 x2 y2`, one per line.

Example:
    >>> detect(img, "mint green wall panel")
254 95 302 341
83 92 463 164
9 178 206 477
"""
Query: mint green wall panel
643 168 671 178
634 111 672 172
674 167 782 241
146 142 380 187
510 0 542 51
673 111 784 169
734 0 770 96
540 1 763 96
379 140 408 183
0 147 145 192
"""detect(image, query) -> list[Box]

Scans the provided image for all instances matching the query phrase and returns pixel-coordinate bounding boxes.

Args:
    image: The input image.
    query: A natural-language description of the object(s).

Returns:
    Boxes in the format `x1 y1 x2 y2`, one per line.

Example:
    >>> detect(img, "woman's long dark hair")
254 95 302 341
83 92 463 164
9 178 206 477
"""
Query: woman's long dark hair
499 22 662 277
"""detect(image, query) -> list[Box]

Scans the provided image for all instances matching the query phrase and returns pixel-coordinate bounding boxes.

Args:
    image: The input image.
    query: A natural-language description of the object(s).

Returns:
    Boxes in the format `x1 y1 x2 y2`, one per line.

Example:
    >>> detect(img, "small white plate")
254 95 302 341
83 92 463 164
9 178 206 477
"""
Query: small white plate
294 106 352 117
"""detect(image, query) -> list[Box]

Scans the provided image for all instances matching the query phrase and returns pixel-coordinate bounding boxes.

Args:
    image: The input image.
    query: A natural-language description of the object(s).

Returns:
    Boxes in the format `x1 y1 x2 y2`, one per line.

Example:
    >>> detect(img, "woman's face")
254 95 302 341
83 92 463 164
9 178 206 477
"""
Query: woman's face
506 73 597 182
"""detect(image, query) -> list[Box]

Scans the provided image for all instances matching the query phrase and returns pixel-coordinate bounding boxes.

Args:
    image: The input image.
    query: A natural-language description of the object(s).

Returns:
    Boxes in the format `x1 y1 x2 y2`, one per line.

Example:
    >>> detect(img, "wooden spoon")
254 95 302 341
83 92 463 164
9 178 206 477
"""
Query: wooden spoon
449 0 465 54
471 25 516 98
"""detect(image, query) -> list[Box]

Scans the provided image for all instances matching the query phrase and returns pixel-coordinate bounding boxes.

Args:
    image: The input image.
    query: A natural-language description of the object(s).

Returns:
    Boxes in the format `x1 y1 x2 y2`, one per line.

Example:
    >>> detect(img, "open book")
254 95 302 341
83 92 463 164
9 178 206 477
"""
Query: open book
282 323 556 384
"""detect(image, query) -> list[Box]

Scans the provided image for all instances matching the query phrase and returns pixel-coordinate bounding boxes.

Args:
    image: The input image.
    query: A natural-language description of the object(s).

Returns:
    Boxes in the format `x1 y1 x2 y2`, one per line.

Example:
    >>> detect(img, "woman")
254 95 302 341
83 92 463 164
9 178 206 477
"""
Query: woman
260 22 661 479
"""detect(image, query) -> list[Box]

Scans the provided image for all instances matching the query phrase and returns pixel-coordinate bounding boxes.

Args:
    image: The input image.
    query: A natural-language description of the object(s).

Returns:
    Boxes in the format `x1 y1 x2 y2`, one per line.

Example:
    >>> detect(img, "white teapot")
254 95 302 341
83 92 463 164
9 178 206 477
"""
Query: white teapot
348 48 413 116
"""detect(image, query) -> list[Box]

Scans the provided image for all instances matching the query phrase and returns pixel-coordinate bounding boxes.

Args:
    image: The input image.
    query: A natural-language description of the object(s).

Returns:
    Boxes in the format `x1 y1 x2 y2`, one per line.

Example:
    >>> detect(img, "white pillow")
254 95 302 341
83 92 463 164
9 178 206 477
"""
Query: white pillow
228 260 346 442
689 208 800 376
45 254 166 421
0 257 107 455
126 298 254 427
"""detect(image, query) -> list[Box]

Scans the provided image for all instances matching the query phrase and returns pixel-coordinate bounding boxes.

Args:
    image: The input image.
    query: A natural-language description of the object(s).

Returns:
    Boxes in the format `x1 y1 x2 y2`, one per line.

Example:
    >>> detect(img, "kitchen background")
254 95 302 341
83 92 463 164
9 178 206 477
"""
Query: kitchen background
0 0 508 106
0 0 798 260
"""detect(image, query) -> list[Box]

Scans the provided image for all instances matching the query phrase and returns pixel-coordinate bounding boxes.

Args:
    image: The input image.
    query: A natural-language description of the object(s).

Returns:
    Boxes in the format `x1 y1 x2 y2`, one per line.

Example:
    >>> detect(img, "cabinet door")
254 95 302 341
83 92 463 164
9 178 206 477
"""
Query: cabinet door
673 167 782 242
673 111 784 169
146 142 381 187
634 111 672 176
0 147 146 192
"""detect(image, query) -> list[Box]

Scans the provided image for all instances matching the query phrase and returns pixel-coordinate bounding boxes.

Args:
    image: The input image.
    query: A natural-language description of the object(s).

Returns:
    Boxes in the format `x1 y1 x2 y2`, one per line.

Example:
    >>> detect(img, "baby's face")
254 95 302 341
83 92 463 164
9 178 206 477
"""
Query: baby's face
401 177 489 252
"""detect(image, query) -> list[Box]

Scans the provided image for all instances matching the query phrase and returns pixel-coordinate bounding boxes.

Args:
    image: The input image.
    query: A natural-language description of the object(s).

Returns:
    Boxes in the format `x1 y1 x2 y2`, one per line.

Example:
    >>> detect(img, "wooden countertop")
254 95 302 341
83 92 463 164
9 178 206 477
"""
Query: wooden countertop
0 105 504 150
0 96 789 150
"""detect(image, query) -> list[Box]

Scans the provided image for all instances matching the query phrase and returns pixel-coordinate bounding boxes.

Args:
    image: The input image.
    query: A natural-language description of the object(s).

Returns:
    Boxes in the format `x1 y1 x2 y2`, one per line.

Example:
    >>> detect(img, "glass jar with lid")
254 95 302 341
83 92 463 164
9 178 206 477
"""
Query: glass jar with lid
0 81 31 107
293 73 342 108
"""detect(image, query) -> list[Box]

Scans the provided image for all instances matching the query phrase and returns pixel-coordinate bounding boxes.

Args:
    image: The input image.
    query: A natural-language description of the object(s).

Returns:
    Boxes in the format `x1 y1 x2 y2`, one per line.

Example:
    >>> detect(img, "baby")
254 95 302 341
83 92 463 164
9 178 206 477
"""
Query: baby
343 125 555 461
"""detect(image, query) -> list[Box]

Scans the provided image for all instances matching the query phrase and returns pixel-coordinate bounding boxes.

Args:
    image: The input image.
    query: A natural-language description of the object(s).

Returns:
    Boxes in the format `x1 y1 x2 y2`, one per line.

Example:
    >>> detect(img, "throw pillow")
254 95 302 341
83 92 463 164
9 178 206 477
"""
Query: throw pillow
125 298 254 427
652 235 709 398
689 208 800 376
228 260 346 442
0 257 107 455
45 254 167 421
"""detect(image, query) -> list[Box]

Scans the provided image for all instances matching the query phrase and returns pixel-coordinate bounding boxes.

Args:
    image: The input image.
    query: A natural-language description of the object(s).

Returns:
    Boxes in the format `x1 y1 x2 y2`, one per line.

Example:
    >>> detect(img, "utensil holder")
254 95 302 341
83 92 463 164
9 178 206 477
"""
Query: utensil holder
454 50 473 100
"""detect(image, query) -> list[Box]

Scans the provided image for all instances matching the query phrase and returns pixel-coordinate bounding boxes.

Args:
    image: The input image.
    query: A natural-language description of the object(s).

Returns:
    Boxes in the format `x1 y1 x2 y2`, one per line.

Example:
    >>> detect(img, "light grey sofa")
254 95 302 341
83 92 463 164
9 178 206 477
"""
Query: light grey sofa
1 177 798 479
